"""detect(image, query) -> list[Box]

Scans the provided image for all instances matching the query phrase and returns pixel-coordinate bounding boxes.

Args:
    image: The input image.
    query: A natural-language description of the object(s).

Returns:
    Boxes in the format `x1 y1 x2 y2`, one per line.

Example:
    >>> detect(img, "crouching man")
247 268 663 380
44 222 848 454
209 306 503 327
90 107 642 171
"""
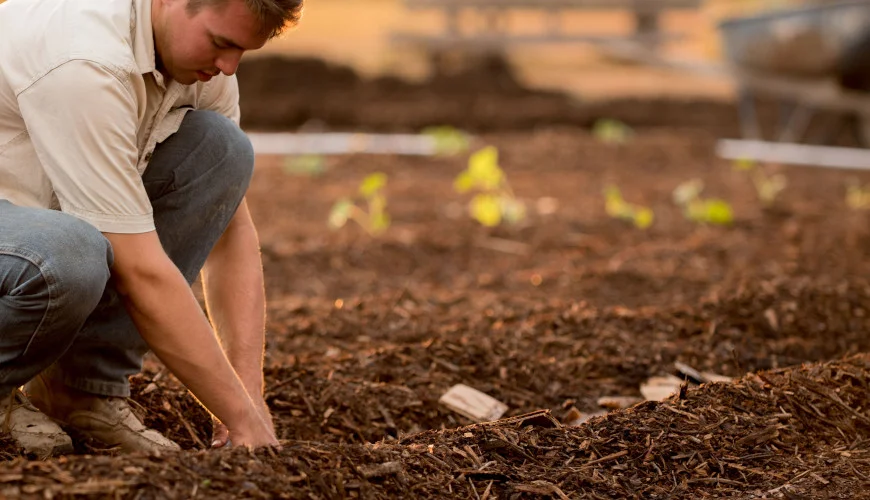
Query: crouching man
0 0 302 455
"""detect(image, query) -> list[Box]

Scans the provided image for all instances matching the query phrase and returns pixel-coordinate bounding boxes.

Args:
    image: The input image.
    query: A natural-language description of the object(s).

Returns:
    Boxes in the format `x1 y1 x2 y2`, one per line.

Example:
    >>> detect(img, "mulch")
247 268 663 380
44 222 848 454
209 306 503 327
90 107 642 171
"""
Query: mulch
2 58 870 497
0 356 868 498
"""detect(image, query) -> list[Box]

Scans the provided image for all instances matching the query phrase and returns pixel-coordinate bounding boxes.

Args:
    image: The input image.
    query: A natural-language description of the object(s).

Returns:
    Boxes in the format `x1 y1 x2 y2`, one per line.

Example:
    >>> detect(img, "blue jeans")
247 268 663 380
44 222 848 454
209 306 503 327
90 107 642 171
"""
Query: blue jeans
0 111 254 397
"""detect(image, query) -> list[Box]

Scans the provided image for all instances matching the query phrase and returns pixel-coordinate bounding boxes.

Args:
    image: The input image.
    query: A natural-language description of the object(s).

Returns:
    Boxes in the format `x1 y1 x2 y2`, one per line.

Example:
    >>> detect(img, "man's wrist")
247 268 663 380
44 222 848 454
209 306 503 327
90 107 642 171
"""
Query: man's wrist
233 365 265 398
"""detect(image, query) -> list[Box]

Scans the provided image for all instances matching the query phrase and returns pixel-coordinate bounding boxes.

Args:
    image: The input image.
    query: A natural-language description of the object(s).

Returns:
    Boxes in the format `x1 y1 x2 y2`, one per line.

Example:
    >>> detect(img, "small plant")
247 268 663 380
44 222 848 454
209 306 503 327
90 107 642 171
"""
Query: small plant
592 119 633 145
328 173 390 235
282 154 327 177
732 158 786 206
603 185 654 229
453 146 526 227
846 178 870 210
422 126 471 156
672 179 733 226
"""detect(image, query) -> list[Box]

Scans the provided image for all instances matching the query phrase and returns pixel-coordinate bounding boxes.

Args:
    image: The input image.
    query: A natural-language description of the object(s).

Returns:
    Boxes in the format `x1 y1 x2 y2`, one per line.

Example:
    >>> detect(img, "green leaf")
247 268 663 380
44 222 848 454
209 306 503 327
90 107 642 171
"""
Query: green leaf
733 158 755 171
847 183 870 210
282 154 326 177
468 146 503 190
633 207 654 229
592 119 633 145
702 199 733 225
453 171 476 193
368 193 386 214
423 126 470 156
604 185 632 218
359 173 387 198
603 185 623 202
328 199 353 229
470 194 502 227
752 171 787 205
370 212 391 233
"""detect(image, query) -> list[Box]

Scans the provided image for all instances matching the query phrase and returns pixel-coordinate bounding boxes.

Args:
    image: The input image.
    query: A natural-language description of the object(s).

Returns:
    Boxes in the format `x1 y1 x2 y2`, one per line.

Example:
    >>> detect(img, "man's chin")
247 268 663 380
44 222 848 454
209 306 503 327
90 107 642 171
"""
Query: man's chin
163 69 199 85
176 72 200 85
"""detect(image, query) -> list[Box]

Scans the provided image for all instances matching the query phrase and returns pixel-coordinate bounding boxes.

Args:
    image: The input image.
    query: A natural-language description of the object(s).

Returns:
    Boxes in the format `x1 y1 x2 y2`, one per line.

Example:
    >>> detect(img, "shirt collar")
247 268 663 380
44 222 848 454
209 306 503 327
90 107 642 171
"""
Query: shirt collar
131 0 157 75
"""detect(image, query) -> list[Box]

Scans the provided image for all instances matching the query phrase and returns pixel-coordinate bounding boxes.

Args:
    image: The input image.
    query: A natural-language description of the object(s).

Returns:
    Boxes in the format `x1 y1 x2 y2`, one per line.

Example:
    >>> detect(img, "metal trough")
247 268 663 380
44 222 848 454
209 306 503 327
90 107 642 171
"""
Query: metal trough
718 1 870 77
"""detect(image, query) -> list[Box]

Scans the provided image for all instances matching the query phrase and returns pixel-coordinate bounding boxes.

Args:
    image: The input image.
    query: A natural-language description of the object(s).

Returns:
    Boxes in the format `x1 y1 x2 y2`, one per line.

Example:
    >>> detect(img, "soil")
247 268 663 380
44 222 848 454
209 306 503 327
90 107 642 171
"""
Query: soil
3 59 870 498
236 55 746 137
236 55 867 146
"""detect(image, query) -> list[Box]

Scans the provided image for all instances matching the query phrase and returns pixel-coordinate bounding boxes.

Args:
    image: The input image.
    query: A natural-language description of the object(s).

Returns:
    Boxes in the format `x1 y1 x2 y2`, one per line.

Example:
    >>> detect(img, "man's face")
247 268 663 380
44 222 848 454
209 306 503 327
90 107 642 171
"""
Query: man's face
152 0 269 85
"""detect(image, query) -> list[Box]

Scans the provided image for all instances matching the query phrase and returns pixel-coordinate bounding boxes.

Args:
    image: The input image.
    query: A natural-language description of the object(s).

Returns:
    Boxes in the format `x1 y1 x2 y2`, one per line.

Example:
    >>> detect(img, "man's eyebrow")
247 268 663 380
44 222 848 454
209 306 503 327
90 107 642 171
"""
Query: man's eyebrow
214 34 245 50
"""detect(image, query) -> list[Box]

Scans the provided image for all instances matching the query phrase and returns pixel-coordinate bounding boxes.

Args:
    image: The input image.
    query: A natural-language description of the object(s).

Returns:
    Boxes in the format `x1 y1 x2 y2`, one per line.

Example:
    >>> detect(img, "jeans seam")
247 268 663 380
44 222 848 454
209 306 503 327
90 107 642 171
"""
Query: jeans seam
0 247 58 380
44 367 129 397
143 171 177 200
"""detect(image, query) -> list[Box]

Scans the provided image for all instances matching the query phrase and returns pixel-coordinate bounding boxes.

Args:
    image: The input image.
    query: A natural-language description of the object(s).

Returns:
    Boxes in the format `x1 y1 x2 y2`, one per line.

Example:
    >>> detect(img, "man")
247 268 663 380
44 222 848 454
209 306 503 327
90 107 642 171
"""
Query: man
0 0 301 456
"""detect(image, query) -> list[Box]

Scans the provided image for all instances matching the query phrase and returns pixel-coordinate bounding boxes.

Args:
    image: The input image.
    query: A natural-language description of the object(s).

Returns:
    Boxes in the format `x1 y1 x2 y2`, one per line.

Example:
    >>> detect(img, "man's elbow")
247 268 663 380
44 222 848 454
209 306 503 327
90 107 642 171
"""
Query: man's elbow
102 231 177 297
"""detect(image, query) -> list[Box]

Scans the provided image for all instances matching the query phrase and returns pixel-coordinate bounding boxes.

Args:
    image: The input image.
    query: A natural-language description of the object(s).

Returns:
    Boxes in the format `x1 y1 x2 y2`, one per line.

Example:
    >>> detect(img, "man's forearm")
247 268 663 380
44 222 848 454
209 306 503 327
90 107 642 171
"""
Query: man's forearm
121 264 258 428
104 231 268 440
202 200 267 396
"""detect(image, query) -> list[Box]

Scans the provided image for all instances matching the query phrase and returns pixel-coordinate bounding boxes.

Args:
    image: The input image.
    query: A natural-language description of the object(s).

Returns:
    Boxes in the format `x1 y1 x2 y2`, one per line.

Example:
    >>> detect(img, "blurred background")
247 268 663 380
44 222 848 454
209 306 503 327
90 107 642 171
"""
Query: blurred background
249 0 816 99
236 0 870 147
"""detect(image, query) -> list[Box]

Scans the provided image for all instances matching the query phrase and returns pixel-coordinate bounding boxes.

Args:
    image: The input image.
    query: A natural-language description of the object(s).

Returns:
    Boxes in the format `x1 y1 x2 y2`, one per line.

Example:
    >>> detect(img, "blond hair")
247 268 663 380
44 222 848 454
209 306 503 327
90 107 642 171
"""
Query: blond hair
186 0 303 39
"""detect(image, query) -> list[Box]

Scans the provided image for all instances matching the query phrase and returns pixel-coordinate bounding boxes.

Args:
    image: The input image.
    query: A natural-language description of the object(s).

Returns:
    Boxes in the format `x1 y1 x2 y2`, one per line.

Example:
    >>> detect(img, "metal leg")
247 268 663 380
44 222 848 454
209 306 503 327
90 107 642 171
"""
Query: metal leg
855 113 870 148
738 88 762 140
777 101 814 143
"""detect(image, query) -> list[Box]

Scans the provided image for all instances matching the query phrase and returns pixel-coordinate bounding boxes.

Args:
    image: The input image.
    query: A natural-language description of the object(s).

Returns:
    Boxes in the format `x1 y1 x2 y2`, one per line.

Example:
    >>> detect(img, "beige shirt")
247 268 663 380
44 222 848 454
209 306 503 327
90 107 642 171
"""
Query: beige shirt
0 0 240 233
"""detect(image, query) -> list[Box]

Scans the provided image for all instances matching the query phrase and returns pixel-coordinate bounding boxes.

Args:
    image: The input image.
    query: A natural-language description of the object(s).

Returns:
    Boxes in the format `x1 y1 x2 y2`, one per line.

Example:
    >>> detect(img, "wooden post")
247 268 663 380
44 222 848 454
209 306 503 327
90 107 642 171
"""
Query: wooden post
445 5 459 35
634 10 660 50
546 8 561 37
484 7 504 34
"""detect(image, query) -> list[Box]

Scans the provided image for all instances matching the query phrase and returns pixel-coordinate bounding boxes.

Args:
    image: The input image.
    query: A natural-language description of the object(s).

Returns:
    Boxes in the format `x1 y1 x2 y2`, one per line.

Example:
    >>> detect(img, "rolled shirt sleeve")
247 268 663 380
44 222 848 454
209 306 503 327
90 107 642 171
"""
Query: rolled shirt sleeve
17 60 155 234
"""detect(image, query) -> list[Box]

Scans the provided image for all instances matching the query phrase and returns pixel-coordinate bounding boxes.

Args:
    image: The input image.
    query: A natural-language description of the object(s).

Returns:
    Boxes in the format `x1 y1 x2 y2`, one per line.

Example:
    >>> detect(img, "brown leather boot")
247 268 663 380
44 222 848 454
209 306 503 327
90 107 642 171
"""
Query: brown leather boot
0 389 73 458
25 374 180 453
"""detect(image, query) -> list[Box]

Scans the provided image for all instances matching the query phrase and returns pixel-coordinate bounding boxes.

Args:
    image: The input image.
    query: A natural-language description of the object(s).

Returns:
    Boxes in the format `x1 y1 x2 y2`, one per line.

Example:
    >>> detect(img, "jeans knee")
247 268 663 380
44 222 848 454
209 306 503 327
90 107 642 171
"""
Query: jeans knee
39 216 112 315
185 110 254 189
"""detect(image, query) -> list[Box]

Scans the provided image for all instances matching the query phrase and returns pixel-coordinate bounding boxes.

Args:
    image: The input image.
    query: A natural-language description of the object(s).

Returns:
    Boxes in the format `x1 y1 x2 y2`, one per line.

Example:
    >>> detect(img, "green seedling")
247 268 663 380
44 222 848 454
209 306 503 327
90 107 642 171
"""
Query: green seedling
846 179 870 210
732 158 755 172
453 146 526 227
282 154 327 177
328 172 390 235
732 158 786 206
592 119 633 145
604 185 654 229
422 126 471 156
672 179 733 226
751 170 787 206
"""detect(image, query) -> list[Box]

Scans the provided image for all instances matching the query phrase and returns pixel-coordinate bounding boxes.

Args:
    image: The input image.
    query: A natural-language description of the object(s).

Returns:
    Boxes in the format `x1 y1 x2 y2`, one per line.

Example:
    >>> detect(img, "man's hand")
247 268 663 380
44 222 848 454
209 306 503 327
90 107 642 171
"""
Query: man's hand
221 398 277 449
104 230 278 449
212 397 274 448
201 200 276 449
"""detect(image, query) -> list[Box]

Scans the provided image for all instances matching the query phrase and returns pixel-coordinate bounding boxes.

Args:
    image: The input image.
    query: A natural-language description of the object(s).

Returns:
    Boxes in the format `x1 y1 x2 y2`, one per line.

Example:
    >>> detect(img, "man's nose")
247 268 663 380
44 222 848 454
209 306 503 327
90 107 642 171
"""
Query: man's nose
215 51 243 76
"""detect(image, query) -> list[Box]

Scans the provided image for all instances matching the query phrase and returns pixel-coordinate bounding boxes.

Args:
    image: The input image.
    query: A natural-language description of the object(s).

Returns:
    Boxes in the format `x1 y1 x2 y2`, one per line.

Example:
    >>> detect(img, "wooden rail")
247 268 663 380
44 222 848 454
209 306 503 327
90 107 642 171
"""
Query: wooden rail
391 0 702 54
403 0 701 13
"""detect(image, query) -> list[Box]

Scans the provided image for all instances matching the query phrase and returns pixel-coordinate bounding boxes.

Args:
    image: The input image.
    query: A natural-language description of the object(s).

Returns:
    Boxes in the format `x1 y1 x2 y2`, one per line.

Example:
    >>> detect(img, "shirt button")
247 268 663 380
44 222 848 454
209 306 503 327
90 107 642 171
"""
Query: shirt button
144 152 153 162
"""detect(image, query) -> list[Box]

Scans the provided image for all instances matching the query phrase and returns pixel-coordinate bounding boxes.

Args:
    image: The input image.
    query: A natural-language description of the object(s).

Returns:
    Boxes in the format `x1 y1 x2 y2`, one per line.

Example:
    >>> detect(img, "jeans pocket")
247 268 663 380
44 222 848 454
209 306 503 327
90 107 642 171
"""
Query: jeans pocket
144 174 176 201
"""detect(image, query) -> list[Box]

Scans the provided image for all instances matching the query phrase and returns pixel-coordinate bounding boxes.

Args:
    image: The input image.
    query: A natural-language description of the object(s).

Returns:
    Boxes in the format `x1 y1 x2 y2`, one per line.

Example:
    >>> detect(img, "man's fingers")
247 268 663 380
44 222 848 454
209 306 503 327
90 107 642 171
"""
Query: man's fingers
211 421 230 448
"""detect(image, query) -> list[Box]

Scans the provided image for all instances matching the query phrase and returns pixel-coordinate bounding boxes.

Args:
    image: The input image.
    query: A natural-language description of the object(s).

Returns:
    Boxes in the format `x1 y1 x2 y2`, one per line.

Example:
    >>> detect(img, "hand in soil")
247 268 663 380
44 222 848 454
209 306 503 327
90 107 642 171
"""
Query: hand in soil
226 416 278 449
211 419 230 448
213 399 276 449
